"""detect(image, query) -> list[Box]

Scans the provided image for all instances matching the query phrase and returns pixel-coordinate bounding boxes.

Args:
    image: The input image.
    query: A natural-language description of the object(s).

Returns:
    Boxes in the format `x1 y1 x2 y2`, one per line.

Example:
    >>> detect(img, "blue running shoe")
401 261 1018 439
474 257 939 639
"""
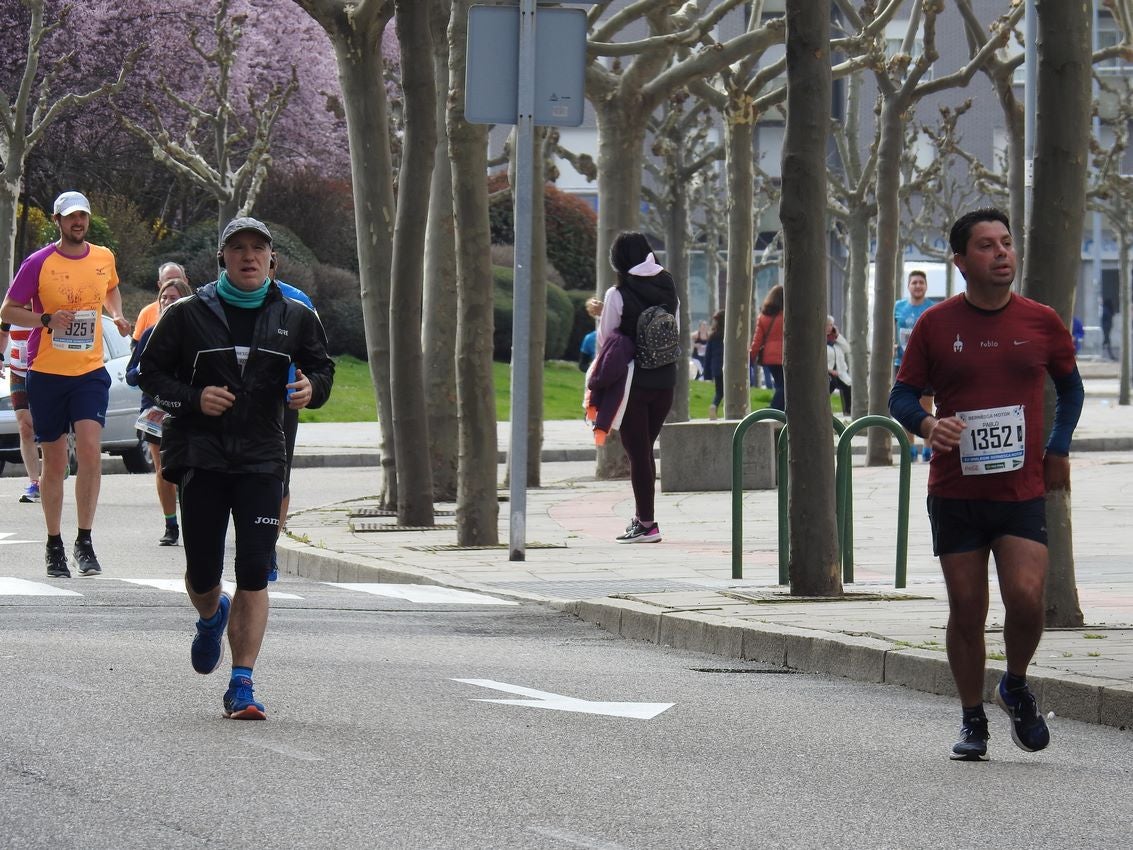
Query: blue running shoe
223 676 266 720
922 445 932 462
908 446 917 463
267 551 278 583
995 675 1050 752
191 592 230 674
949 716 990 761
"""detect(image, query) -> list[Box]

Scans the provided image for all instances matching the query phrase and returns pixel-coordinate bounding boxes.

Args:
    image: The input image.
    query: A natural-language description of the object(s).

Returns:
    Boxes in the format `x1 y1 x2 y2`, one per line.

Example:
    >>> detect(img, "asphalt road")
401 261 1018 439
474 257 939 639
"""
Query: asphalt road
2 469 1131 849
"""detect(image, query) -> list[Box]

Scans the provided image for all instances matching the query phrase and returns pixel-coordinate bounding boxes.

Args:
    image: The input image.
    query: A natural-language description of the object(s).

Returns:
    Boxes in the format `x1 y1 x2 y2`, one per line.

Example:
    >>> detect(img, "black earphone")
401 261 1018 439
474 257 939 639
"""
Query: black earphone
215 250 276 271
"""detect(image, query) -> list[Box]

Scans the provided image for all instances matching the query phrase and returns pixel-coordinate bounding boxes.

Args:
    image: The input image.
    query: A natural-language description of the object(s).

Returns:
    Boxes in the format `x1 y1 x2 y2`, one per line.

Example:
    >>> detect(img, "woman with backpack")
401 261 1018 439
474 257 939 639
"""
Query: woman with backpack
596 231 679 543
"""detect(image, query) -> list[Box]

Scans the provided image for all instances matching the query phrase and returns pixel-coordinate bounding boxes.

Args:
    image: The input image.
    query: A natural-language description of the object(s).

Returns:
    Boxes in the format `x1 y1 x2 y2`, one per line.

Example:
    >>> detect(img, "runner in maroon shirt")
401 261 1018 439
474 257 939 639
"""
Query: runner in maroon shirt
890 208 1083 762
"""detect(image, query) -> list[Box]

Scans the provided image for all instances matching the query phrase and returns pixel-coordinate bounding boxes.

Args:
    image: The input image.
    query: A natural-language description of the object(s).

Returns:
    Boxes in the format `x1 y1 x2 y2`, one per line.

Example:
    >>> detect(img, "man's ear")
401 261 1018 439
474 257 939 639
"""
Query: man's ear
216 251 225 269
269 252 277 270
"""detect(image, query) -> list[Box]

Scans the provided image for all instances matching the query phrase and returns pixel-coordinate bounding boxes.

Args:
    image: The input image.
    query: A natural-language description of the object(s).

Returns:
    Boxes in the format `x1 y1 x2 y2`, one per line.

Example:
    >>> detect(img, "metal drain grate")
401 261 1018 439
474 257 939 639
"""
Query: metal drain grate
405 541 567 552
350 522 458 532
350 507 455 518
690 667 800 674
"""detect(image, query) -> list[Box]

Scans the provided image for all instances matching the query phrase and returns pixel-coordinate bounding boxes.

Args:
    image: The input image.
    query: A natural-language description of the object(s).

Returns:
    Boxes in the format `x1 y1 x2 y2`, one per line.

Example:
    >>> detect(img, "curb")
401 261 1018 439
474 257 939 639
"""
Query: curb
287 434 1133 472
280 537 1133 731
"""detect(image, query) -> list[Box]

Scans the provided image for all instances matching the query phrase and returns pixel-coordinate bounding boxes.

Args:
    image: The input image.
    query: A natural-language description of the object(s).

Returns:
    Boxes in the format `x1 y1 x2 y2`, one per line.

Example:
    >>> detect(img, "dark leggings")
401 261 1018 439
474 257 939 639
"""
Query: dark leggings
711 375 724 407
766 364 785 411
619 385 674 523
179 468 283 593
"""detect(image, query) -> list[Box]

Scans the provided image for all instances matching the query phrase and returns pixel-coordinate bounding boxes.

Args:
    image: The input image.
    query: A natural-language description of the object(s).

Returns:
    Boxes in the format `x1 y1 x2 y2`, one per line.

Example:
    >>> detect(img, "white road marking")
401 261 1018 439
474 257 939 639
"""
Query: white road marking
114 578 303 600
0 577 81 597
452 679 674 720
327 582 518 606
0 532 37 546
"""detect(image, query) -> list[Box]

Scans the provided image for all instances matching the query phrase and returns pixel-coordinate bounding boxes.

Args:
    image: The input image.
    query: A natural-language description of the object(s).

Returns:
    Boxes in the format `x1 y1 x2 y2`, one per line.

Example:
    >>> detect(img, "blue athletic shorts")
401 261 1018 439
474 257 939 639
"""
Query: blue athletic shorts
179 468 283 593
927 495 1047 556
26 368 111 442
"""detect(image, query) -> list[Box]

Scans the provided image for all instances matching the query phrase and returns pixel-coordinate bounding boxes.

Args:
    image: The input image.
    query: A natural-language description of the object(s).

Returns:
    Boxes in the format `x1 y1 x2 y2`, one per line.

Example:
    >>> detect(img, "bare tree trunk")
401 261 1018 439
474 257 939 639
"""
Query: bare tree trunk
390 0 436 526
723 117 755 421
591 102 644 479
782 0 840 597
1121 232 1131 407
665 183 691 422
593 103 648 295
448 0 499 545
297 0 399 509
865 95 906 466
0 177 20 282
845 210 871 419
1023 0 1091 628
423 0 459 502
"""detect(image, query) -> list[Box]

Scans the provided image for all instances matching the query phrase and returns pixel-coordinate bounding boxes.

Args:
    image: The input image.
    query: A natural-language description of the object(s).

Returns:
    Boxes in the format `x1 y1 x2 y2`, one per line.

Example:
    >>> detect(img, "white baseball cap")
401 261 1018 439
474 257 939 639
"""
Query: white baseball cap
53 191 91 217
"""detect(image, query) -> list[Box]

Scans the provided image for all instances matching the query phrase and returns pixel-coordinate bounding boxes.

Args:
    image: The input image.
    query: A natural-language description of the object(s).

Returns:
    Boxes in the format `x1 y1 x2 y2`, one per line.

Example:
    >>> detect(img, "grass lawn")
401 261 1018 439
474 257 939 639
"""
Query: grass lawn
301 355 797 423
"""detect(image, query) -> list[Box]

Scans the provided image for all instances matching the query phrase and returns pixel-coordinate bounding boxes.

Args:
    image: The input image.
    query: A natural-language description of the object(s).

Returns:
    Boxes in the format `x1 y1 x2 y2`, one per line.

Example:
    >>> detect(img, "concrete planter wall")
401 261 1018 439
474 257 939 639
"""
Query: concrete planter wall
659 420 779 492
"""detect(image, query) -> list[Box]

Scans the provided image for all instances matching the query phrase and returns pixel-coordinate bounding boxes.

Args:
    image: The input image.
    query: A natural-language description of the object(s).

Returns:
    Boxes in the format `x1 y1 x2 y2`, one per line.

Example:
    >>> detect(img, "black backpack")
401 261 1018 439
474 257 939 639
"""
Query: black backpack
635 304 681 369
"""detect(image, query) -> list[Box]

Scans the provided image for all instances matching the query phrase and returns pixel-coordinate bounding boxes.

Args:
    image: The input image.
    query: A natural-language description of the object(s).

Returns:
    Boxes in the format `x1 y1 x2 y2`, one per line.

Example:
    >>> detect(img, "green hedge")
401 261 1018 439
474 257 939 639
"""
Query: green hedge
493 265 575 362
487 175 598 292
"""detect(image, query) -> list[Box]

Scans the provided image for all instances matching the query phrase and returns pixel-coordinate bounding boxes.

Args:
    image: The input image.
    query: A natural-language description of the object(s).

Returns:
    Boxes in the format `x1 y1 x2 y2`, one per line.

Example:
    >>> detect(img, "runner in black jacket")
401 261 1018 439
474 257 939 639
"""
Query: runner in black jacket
138 217 334 720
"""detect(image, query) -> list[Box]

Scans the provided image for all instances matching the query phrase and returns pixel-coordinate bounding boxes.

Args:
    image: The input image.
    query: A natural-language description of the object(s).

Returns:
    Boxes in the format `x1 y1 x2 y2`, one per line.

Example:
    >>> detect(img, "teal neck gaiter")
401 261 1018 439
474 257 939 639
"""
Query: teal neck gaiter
217 270 270 308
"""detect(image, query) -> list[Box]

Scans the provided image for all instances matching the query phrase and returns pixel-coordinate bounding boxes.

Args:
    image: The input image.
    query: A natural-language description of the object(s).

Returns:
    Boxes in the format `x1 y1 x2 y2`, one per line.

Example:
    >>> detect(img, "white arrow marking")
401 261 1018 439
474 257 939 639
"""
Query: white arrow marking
0 532 37 545
115 578 303 600
0 577 81 597
453 679 674 720
329 583 517 606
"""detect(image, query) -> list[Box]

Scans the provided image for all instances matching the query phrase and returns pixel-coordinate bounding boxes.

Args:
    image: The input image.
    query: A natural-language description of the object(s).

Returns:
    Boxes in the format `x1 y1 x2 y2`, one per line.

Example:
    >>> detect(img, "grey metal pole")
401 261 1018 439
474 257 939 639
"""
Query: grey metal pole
509 0 536 561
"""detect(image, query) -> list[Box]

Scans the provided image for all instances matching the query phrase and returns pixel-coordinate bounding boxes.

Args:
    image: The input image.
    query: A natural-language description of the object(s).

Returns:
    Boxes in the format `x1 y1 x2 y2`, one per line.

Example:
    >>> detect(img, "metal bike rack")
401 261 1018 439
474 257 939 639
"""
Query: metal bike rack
731 410 846 584
834 415 912 588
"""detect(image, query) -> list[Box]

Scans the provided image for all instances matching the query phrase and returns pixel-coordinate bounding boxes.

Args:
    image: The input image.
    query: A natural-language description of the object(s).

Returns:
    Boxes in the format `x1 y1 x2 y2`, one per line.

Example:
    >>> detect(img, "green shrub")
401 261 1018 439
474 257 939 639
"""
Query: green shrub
146 220 221 287
487 174 598 291
305 263 367 359
88 192 156 289
146 219 319 290
493 265 574 362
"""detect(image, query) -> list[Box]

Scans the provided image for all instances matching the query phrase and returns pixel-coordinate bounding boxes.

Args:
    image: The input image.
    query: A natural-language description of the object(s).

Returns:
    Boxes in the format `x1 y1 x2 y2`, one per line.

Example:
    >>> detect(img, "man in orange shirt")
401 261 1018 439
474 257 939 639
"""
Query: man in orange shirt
0 191 131 578
133 261 189 343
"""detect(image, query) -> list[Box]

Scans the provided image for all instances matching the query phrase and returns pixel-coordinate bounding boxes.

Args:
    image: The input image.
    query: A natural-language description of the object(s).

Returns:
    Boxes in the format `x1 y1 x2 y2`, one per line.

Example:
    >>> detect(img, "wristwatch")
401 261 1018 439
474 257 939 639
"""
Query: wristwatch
40 313 51 327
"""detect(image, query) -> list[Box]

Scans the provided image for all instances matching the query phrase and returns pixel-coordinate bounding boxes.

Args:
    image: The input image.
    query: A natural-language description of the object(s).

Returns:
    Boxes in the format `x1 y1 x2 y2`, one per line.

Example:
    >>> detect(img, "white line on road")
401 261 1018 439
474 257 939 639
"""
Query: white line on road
0 577 81 597
114 578 303 600
452 679 675 720
327 583 518 605
0 532 37 546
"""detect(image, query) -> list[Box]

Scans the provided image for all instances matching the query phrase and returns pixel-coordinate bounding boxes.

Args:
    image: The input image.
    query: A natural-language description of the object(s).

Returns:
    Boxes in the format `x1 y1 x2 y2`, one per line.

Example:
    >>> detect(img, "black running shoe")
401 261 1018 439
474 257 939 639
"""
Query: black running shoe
72 539 102 577
995 676 1050 752
950 716 990 761
46 544 70 578
159 525 179 546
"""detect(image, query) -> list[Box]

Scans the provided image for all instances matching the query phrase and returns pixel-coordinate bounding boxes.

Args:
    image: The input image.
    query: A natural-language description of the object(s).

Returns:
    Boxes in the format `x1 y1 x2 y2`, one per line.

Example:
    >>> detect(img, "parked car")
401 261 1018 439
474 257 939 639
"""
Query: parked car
0 314 152 475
